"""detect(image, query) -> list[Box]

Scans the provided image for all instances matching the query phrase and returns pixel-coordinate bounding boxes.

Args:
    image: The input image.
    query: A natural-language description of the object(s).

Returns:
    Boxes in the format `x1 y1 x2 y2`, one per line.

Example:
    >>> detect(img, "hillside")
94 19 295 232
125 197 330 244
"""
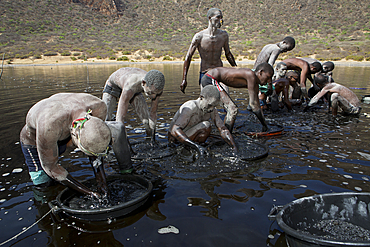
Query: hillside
0 0 370 63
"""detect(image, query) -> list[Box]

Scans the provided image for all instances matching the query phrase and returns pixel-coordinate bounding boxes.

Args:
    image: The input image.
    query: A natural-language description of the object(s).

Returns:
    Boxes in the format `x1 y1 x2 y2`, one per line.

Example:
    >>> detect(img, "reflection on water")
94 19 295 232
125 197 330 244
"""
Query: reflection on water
0 63 370 246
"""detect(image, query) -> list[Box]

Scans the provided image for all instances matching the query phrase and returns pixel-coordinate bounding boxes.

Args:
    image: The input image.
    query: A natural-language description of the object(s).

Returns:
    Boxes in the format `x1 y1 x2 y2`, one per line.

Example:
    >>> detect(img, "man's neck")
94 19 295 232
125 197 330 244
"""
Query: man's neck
207 24 218 37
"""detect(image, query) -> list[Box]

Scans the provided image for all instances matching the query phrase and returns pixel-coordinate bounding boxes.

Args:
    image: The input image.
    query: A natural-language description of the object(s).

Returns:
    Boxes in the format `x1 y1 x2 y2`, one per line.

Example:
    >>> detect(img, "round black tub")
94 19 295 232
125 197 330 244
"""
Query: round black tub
49 174 153 221
269 192 370 247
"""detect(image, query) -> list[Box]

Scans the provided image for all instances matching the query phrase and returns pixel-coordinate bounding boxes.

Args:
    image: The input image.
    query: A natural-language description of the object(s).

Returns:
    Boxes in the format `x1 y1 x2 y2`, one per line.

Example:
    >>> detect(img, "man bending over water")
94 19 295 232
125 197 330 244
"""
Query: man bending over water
20 93 132 198
201 62 274 132
280 58 322 100
306 74 361 116
180 7 237 94
102 67 165 142
168 85 237 156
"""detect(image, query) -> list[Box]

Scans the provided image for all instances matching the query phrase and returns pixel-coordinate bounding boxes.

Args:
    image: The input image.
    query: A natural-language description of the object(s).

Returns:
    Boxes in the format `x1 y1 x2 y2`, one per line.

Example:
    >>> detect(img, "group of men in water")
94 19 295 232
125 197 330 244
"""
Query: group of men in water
20 8 362 199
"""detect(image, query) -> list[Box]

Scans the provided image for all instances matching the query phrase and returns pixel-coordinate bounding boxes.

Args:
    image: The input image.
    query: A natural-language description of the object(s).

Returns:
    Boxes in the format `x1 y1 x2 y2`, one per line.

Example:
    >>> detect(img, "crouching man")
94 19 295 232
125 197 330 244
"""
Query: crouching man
306 74 361 116
168 85 238 156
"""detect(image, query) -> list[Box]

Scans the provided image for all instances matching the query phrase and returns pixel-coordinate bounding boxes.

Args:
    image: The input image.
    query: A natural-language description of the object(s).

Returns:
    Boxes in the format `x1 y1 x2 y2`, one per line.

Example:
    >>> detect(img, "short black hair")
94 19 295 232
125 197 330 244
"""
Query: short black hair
255 62 274 75
311 61 323 72
314 73 329 86
323 61 335 71
283 36 296 49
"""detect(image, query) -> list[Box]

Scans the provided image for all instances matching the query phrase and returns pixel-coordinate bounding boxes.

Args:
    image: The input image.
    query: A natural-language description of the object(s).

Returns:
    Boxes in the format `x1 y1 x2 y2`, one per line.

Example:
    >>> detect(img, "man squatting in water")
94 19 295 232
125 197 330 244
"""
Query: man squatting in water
20 93 132 198
168 85 238 156
102 67 165 143
306 74 361 117
180 8 237 94
200 62 274 132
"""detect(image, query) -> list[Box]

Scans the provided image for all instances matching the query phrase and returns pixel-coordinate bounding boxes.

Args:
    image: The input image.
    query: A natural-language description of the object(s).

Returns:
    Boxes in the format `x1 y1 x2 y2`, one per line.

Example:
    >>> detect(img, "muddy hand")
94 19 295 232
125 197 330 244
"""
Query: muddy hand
90 191 101 200
196 144 209 158
180 80 187 94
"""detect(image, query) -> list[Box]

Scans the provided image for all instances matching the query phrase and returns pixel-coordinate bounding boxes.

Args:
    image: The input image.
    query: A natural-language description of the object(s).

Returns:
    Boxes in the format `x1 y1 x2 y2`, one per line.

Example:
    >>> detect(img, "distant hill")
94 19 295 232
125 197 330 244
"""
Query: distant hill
1 0 369 62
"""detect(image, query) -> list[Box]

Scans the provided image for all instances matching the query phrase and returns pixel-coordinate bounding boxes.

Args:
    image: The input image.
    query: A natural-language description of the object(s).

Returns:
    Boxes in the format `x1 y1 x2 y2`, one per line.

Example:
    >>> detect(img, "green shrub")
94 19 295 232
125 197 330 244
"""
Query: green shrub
96 55 102 59
109 56 116 60
73 52 81 56
162 55 172 61
117 56 129 61
61 51 71 56
345 55 364 61
70 56 77 61
43 51 58 56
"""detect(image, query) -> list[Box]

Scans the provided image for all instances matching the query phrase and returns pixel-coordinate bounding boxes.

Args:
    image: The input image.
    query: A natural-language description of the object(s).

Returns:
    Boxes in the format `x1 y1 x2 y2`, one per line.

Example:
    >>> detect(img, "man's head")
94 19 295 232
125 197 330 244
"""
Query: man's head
71 115 111 157
199 85 221 113
273 62 288 80
286 71 299 84
255 62 274 85
314 73 329 89
207 8 223 28
142 69 165 100
279 36 296 52
310 62 323 74
322 61 335 73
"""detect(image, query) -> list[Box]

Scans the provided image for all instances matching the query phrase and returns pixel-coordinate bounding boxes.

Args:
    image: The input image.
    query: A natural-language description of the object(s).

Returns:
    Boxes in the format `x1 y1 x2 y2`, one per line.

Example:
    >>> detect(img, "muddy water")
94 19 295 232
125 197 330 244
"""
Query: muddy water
0 63 370 246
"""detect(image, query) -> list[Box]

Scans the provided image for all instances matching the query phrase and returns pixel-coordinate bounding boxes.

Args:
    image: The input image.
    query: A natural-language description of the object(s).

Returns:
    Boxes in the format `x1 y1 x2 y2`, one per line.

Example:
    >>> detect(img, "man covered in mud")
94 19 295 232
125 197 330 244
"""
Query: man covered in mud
201 62 274 132
254 37 295 99
180 7 237 94
20 93 132 198
253 36 295 70
280 58 322 100
102 67 165 142
168 85 237 156
306 74 361 116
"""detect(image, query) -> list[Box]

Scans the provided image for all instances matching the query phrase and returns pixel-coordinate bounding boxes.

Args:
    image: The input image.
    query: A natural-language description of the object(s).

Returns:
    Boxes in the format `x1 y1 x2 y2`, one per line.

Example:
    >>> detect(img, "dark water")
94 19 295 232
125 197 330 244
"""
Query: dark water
0 63 370 246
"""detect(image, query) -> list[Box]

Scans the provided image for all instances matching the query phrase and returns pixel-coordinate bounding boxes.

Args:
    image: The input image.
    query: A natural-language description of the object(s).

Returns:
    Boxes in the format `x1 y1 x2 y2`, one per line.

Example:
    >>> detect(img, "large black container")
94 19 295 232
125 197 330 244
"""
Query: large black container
269 192 370 247
49 174 153 221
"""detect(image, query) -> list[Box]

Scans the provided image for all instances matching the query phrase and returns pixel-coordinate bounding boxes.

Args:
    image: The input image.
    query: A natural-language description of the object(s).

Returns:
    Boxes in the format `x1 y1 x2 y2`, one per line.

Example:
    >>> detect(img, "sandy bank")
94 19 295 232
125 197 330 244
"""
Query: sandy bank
2 55 370 67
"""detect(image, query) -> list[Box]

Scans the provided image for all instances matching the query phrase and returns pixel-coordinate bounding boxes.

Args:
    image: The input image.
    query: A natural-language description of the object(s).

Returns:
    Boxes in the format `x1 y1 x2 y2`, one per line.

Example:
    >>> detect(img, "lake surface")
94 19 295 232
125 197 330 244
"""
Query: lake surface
0 63 370 246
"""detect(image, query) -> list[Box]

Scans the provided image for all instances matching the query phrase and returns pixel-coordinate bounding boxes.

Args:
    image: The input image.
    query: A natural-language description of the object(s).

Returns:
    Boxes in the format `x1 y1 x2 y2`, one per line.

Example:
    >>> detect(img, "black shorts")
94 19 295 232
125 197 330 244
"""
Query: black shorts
103 84 122 98
200 74 223 91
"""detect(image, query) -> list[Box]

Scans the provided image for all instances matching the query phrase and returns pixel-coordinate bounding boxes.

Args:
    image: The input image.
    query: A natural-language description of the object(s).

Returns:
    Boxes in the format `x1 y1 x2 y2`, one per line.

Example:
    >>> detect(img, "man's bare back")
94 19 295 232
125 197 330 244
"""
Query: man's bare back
102 67 165 141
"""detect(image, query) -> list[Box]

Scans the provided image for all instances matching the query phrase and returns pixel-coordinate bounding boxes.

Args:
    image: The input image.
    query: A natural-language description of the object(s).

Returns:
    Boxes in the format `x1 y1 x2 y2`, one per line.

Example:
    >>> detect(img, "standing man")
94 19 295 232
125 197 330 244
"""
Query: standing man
102 67 165 142
180 8 237 94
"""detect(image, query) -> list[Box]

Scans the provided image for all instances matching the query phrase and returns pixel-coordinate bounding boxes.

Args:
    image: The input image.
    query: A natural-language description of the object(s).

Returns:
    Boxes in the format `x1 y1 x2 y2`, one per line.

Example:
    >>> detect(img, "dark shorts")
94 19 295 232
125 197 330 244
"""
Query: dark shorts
199 72 206 85
200 74 223 91
21 140 68 172
103 83 122 98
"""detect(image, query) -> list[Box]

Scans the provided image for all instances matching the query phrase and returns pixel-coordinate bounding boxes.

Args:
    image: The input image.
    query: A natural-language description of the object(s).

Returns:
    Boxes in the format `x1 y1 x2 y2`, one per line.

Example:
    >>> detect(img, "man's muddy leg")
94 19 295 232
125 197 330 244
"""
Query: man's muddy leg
102 93 117 121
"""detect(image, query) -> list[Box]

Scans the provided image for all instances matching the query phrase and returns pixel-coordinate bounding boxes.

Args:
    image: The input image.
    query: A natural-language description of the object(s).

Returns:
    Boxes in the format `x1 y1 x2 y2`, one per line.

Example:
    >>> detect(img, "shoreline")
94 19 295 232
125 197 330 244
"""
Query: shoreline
2 56 370 67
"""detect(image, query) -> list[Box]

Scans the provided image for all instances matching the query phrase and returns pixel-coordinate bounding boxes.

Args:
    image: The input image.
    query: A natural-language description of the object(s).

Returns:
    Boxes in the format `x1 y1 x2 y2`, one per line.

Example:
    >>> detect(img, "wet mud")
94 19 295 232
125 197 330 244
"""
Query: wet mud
66 179 147 210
